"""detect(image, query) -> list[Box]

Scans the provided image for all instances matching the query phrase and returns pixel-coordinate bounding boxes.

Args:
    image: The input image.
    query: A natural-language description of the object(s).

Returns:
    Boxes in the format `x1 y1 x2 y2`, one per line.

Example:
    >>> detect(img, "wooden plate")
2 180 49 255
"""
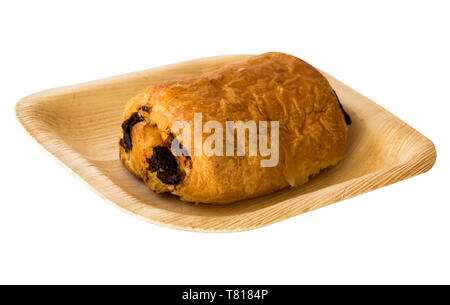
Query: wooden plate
15 55 436 232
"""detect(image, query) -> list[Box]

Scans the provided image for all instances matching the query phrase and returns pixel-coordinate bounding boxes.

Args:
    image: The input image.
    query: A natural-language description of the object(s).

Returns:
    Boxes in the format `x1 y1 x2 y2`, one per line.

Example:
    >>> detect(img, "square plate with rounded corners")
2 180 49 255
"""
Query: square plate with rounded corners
15 55 436 232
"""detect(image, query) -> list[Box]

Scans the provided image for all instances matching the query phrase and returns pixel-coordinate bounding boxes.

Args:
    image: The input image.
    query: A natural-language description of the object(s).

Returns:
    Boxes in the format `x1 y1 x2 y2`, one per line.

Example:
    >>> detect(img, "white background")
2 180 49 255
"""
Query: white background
1 1 449 284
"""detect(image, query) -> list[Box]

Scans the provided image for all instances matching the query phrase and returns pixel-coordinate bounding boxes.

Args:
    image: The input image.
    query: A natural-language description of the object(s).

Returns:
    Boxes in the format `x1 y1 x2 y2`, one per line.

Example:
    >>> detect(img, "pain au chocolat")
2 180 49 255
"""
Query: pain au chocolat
119 52 351 204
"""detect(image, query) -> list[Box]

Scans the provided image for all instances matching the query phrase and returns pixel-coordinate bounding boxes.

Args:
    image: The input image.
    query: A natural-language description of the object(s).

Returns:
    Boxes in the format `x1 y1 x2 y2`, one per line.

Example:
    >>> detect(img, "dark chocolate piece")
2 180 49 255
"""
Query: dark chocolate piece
120 112 144 152
165 132 175 145
165 134 192 169
184 155 192 169
147 146 182 185
332 89 352 125
139 105 151 113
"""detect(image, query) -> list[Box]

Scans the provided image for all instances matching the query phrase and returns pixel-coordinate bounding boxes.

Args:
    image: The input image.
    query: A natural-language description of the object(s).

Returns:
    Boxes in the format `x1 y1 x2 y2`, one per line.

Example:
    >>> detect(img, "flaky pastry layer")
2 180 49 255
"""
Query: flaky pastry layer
119 52 349 204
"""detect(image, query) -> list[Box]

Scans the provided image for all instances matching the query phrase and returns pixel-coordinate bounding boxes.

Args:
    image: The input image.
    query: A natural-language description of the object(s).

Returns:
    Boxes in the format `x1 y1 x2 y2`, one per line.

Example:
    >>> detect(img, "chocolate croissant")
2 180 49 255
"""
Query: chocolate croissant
119 52 350 204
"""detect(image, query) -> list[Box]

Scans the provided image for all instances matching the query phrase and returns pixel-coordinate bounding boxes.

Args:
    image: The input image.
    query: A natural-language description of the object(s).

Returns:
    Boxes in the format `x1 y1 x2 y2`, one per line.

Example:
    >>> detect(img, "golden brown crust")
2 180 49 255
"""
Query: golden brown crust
119 52 348 204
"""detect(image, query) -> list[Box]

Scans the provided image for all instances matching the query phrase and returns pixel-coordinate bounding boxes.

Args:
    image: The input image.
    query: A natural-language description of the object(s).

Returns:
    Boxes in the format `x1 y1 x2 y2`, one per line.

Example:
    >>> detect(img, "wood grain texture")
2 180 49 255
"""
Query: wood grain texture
15 55 437 232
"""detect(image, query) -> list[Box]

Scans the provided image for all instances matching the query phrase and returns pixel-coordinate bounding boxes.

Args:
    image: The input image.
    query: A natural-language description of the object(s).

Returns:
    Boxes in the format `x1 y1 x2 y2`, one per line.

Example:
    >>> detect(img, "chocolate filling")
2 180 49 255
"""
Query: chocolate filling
139 105 151 113
332 89 352 125
147 146 182 185
165 133 192 169
120 112 144 152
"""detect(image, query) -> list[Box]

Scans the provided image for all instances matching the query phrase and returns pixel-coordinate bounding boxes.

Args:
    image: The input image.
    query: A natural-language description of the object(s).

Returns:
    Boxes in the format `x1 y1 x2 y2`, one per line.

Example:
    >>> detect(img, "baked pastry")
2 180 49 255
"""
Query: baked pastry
119 52 351 204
